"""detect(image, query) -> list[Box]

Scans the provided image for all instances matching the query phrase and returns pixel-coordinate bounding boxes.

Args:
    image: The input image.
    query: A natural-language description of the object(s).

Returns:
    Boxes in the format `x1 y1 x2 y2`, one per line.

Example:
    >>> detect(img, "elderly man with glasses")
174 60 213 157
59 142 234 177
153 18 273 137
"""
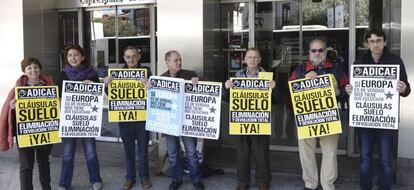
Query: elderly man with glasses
289 39 349 190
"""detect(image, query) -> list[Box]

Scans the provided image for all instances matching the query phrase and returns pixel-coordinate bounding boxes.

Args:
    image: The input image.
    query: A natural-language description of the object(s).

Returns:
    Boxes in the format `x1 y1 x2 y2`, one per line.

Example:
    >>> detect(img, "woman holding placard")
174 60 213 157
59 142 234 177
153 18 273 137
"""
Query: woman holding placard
56 45 103 190
0 58 54 190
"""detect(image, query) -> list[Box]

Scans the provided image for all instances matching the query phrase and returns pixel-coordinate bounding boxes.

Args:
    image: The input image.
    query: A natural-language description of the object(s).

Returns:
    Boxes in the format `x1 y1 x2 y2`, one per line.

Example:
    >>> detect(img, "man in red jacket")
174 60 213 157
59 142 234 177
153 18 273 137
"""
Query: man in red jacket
289 39 348 190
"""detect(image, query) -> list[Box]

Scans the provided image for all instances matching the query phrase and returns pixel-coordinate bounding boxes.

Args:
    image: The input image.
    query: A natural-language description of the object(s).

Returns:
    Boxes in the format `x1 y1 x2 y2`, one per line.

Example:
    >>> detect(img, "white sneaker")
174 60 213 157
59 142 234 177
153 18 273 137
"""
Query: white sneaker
93 182 103 190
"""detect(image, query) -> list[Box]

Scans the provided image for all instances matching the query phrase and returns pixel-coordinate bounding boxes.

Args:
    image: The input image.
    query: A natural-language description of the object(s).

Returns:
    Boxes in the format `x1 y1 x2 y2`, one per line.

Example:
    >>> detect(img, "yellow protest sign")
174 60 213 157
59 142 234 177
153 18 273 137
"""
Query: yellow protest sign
15 86 61 148
289 74 342 139
108 69 147 122
229 78 272 135
258 72 273 80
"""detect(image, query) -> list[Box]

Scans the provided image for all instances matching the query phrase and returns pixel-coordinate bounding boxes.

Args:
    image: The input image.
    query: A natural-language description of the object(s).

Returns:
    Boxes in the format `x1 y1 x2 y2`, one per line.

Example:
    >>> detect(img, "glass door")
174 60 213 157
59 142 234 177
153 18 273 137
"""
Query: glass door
254 0 370 154
58 11 79 72
84 5 153 142
255 0 301 149
217 1 250 146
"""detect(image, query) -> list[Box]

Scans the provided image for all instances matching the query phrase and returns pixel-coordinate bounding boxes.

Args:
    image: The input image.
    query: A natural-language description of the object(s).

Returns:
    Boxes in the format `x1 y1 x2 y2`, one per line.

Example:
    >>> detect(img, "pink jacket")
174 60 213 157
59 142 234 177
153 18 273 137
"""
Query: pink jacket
0 74 54 151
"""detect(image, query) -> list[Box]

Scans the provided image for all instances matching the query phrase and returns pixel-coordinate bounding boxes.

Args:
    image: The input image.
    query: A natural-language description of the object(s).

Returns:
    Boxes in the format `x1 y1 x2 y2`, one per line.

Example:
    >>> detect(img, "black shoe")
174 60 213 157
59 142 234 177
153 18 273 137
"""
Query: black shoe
169 181 182 190
304 187 317 190
193 182 205 190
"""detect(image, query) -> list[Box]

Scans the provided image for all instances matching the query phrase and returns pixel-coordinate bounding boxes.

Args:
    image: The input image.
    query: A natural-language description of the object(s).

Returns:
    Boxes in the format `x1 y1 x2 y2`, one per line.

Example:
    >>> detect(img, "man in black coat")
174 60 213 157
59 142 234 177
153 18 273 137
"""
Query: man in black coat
346 29 411 190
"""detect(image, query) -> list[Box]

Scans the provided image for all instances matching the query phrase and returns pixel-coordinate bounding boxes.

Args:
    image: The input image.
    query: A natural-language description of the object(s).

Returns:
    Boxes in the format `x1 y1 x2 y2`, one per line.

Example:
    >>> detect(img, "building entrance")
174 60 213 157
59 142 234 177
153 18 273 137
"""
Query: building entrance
58 4 156 142
205 0 399 157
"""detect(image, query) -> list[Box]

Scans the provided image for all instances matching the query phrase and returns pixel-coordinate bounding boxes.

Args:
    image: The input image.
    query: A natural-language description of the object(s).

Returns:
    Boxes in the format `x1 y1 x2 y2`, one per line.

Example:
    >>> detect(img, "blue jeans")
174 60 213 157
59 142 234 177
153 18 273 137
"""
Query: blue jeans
119 121 150 181
59 138 102 188
165 135 202 183
358 128 395 190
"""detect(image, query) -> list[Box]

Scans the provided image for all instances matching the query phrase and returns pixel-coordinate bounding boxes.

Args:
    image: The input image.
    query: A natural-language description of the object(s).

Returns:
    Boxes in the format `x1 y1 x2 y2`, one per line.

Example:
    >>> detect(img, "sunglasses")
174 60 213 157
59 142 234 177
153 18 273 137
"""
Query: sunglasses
310 48 325 53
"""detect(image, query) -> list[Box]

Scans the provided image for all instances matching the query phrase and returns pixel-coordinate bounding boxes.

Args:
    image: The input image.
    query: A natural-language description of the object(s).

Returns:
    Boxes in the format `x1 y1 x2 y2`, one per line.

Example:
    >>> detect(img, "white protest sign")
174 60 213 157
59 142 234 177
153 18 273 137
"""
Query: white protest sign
182 81 222 140
59 81 104 137
349 65 400 129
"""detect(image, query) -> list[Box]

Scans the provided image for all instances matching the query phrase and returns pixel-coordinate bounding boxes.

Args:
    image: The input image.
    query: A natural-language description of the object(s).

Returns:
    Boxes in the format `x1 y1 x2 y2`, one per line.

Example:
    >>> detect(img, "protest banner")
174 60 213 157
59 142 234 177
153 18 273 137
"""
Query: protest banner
59 81 104 137
15 86 61 148
146 76 184 136
182 81 222 139
289 74 342 139
229 78 272 135
108 68 147 122
349 64 400 129
258 72 273 80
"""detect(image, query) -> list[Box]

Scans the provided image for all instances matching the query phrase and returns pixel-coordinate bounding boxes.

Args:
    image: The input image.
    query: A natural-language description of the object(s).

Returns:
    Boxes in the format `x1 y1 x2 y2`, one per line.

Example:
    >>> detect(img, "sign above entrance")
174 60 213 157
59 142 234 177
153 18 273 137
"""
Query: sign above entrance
78 0 155 7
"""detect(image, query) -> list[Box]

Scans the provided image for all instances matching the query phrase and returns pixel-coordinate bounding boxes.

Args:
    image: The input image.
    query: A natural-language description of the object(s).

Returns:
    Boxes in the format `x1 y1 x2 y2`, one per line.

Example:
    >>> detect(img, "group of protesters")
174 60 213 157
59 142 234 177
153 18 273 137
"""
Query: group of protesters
0 28 410 190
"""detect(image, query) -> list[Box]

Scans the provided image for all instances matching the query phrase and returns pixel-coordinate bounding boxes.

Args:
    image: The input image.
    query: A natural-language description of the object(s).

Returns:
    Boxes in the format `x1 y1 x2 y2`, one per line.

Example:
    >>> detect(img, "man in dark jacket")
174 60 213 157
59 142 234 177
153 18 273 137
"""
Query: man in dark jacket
345 29 410 190
289 39 348 190
161 50 204 190
104 46 152 190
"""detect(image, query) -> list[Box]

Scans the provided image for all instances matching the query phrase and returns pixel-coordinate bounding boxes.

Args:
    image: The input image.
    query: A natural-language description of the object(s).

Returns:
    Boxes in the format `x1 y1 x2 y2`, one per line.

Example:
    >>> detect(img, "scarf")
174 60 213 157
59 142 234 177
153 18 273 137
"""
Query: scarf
64 64 98 81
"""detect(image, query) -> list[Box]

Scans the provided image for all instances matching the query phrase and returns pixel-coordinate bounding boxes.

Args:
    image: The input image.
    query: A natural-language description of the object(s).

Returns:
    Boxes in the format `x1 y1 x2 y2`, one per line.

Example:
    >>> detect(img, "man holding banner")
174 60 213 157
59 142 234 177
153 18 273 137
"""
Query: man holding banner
103 46 152 190
345 29 411 190
159 50 205 190
289 39 348 190
0 58 56 190
225 48 276 190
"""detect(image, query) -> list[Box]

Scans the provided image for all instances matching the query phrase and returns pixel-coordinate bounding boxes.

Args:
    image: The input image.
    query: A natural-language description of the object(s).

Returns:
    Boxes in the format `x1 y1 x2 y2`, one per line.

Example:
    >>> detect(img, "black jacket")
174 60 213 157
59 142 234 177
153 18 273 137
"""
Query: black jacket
161 69 197 80
355 48 411 97
122 64 152 76
56 71 100 98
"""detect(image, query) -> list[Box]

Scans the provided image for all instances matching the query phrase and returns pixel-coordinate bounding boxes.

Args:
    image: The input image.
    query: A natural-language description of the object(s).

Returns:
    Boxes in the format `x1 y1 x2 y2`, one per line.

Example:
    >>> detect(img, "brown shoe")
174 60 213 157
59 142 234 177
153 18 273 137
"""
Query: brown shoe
260 184 269 190
235 184 249 190
141 178 152 189
123 180 135 190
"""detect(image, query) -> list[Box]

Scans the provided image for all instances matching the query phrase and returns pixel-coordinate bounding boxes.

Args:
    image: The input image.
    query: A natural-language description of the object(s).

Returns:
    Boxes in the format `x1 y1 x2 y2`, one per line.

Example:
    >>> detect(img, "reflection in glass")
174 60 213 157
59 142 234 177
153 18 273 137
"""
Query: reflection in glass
222 3 249 79
84 7 153 142
256 1 300 147
90 9 116 38
118 9 150 37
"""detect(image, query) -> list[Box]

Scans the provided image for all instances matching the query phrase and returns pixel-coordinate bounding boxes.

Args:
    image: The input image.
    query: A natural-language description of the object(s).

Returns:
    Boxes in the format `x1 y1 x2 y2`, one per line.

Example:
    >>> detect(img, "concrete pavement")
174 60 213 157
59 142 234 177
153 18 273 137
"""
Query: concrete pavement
1 141 413 190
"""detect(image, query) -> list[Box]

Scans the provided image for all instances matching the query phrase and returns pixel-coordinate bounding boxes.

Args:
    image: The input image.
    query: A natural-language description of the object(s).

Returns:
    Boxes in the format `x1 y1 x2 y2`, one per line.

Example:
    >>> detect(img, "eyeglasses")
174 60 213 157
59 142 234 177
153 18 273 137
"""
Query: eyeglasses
367 38 384 45
310 48 325 53
124 55 138 60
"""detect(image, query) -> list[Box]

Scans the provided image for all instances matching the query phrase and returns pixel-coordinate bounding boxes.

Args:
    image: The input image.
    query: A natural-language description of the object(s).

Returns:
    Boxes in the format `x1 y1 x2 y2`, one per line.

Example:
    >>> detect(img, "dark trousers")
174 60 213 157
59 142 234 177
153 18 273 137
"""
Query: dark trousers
236 135 271 187
18 145 52 190
59 138 102 188
119 121 150 181
358 128 395 190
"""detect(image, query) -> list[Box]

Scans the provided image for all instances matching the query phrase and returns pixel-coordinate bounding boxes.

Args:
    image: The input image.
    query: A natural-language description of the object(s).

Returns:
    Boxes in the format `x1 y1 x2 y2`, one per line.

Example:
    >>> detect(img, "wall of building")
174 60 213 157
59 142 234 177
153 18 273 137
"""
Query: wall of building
156 0 204 75
397 0 414 185
0 0 24 102
399 0 414 159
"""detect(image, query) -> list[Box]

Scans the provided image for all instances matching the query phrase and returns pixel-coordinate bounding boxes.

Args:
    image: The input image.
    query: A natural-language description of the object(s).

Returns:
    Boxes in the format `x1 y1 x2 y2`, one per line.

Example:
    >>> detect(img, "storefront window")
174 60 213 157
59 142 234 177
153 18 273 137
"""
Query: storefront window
118 8 150 37
256 1 300 148
83 6 153 141
254 0 371 151
215 2 250 146
91 9 116 38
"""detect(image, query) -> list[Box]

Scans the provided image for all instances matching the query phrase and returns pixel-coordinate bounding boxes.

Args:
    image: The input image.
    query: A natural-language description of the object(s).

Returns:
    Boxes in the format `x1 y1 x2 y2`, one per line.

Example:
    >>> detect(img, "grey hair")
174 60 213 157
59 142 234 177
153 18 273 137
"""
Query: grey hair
165 50 181 61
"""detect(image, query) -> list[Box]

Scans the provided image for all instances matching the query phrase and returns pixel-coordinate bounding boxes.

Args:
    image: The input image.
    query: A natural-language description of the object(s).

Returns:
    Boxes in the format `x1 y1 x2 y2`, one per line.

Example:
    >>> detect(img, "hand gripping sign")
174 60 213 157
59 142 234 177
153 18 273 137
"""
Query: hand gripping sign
289 74 342 139
349 64 400 130
108 68 147 122
229 78 272 135
145 76 184 136
15 86 61 147
59 81 104 137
